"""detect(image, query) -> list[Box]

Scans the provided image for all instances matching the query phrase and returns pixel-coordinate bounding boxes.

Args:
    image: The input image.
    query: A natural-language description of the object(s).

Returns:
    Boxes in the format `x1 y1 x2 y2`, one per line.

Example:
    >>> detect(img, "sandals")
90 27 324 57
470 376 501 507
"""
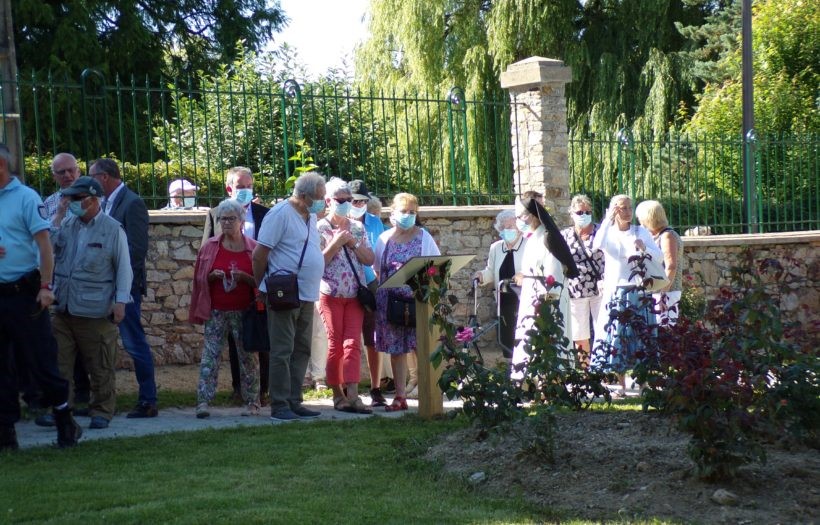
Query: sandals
385 396 408 412
349 397 373 415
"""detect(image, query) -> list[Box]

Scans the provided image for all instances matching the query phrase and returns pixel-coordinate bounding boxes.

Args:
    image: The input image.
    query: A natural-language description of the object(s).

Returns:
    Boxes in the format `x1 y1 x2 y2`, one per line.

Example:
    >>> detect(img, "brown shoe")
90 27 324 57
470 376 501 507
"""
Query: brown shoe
126 403 158 418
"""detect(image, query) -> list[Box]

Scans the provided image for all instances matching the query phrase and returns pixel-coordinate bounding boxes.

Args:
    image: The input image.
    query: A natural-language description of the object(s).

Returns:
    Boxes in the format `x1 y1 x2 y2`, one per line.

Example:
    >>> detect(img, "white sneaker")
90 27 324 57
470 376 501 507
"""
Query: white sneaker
196 403 210 419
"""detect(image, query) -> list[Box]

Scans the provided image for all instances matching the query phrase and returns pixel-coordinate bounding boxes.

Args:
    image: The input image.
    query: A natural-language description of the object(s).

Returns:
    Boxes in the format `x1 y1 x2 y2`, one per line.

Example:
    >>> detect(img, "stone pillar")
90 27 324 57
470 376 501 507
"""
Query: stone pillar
500 56 572 219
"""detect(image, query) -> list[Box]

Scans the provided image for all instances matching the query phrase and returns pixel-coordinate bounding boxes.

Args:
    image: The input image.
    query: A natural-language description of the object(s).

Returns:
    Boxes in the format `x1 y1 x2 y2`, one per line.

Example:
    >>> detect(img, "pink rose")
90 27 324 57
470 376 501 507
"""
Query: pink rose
426 266 438 276
454 327 474 343
546 275 556 287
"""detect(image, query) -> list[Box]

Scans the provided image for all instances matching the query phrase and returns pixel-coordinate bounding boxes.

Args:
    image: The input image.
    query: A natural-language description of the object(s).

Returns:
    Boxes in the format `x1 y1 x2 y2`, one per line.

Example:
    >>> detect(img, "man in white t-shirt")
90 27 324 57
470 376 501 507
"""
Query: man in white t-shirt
252 172 326 421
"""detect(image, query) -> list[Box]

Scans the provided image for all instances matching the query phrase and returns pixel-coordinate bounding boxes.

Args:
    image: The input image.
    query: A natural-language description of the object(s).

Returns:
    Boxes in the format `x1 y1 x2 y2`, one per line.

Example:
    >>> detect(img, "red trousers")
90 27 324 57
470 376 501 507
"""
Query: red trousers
318 294 364 385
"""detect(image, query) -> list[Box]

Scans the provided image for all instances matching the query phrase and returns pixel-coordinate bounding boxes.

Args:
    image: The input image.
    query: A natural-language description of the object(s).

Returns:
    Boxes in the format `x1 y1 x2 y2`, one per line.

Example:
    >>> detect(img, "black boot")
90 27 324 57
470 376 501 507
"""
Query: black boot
53 408 82 448
0 425 18 451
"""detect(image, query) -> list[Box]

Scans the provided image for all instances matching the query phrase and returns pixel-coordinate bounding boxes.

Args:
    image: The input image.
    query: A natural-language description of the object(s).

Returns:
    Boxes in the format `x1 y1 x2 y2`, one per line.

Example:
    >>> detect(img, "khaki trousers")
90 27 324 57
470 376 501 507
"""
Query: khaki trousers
53 313 118 419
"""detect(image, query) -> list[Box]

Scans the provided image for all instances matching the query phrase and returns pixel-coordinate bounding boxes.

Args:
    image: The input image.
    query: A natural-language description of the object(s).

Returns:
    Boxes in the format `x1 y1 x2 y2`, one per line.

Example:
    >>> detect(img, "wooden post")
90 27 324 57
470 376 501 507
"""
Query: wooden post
415 298 443 419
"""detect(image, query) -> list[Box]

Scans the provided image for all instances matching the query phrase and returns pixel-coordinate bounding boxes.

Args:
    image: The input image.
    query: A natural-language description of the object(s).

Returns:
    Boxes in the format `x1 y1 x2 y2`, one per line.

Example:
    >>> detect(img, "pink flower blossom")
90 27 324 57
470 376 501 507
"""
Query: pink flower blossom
426 265 438 276
454 327 474 343
545 275 556 287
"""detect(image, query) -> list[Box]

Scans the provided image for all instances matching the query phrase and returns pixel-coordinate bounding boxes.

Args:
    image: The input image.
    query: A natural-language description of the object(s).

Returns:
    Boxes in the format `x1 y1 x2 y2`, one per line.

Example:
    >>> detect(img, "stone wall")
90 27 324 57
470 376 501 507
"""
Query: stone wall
135 209 819 368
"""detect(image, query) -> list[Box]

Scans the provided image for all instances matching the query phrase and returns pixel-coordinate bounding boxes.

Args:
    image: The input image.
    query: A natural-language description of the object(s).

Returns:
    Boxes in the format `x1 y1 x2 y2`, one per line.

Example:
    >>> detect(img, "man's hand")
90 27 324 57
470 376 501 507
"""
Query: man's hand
112 302 126 324
36 288 54 309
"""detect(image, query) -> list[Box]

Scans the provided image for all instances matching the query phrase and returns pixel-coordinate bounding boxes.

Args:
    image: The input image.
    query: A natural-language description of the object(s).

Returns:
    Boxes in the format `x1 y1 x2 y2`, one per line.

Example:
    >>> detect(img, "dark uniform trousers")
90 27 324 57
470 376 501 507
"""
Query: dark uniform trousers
0 271 69 425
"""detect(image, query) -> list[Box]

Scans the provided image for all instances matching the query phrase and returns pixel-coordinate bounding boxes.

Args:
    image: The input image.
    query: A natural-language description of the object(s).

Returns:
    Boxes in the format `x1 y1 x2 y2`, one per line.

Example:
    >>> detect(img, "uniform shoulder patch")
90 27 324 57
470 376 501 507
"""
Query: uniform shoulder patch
38 203 48 220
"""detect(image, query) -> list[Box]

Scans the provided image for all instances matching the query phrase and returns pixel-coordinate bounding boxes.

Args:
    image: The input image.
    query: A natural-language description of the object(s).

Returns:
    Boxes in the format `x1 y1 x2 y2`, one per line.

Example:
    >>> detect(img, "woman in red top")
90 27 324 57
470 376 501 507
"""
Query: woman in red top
189 199 260 418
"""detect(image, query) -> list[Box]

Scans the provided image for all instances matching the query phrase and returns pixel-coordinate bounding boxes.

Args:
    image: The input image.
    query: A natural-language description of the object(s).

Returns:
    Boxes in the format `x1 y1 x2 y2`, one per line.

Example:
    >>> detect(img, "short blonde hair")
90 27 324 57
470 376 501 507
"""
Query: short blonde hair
635 200 669 231
391 192 418 211
569 194 593 213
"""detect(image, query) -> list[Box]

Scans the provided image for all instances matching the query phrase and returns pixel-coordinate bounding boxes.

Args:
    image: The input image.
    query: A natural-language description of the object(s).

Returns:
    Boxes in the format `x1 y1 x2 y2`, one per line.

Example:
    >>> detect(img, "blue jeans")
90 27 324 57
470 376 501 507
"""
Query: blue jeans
118 293 157 405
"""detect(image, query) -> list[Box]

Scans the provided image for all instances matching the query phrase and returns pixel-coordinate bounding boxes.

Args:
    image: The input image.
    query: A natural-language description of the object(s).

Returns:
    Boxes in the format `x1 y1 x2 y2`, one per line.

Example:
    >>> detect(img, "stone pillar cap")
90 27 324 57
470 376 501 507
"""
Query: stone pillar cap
500 56 572 90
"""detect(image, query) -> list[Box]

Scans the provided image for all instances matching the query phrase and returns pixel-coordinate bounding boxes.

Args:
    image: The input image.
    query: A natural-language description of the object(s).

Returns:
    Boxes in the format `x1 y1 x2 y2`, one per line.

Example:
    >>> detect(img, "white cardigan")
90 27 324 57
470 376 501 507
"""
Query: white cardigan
478 236 527 292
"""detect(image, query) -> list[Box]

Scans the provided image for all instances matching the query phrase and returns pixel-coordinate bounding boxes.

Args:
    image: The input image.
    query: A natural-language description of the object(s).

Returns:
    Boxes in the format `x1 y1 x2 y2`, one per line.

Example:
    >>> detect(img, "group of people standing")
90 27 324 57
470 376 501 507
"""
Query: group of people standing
189 170 438 421
477 191 684 396
0 150 159 451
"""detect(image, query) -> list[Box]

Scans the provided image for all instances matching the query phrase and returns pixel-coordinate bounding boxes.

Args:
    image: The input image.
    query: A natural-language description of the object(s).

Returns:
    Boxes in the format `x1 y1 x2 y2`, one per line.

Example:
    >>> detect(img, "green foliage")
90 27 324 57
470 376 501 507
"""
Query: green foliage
12 0 287 79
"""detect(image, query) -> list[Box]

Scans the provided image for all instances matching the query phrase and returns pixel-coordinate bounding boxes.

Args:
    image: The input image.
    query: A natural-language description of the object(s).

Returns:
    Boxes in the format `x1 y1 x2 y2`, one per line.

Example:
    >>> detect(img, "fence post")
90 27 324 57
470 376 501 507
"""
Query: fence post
744 128 759 233
616 128 634 197
80 68 107 163
446 87 470 206
280 79 303 183
500 57 572 221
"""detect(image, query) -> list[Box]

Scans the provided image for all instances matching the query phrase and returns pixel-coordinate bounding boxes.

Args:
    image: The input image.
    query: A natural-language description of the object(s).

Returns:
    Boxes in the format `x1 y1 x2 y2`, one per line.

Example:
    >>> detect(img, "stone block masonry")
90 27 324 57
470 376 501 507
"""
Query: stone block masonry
133 210 818 368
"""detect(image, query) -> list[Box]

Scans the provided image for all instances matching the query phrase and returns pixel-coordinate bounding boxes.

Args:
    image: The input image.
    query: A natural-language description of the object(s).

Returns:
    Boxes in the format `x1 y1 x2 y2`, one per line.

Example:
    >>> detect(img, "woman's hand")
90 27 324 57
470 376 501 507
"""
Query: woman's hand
473 271 483 284
331 229 354 249
231 269 254 285
635 239 646 251
208 269 225 282
512 272 523 286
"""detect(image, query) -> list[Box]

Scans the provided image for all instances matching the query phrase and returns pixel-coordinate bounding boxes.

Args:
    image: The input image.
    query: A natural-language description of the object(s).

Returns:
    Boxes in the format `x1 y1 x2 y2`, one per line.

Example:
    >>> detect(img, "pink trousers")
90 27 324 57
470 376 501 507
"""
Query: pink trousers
318 294 364 385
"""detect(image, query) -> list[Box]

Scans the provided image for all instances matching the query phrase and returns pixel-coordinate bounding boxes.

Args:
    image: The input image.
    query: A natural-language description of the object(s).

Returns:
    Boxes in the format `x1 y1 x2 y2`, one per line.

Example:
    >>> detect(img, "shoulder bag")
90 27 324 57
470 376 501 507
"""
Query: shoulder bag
381 240 416 327
265 219 310 311
241 297 269 352
342 245 377 312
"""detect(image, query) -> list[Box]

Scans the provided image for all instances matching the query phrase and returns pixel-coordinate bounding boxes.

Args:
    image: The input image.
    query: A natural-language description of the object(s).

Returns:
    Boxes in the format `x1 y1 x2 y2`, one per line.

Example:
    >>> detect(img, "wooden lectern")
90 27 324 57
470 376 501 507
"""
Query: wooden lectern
380 254 475 419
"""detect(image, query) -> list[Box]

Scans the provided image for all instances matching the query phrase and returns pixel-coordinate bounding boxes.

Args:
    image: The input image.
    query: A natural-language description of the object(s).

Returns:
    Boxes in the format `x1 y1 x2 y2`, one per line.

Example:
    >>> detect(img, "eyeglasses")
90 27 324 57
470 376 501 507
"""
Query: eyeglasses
333 197 353 204
53 167 77 176
218 216 238 223
573 210 592 216
70 195 88 201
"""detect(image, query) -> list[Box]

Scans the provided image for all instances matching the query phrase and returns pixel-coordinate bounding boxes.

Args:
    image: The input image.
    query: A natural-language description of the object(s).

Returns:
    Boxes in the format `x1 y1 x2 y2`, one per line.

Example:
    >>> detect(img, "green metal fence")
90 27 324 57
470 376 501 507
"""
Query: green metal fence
1 71 516 209
1 71 817 233
569 130 819 233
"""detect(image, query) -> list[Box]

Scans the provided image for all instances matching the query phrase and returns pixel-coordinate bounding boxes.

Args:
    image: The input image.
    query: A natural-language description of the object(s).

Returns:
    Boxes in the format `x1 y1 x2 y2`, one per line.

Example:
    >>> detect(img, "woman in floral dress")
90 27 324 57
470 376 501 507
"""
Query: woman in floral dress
373 193 440 411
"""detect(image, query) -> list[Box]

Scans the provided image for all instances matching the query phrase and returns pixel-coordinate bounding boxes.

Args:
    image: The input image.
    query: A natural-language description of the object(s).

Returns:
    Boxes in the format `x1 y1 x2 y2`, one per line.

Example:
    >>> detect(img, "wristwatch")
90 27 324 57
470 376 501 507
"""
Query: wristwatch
40 283 54 291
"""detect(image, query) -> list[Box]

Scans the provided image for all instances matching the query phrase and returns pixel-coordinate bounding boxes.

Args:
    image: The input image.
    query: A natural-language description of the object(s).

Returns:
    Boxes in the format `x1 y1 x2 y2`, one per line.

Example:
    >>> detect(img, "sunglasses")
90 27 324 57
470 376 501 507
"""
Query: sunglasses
333 197 353 204
573 210 592 216
70 195 88 201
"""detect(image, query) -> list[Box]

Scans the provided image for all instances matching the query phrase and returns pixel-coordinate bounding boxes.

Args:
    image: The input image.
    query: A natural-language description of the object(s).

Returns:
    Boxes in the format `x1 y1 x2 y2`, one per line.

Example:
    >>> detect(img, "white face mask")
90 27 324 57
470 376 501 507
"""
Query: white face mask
516 218 530 233
349 205 367 219
573 212 593 228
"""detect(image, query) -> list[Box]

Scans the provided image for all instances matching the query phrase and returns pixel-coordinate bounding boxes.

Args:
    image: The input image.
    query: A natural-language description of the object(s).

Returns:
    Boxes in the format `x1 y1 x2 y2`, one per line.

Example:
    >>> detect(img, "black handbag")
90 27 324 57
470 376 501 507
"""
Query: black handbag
386 292 416 327
265 228 310 311
342 245 376 312
241 301 269 352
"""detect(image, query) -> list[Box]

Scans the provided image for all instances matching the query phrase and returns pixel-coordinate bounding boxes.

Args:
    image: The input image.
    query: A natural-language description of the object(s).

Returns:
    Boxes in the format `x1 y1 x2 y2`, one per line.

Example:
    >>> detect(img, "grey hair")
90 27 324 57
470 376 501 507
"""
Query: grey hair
493 209 516 233
569 194 593 213
366 194 382 215
215 198 245 221
325 176 351 198
226 166 253 188
292 171 326 197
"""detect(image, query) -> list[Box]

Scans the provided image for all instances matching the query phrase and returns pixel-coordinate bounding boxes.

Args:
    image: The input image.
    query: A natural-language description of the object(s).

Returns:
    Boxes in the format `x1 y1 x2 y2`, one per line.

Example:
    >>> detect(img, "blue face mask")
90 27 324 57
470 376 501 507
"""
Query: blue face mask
516 218 530 233
234 188 253 205
573 212 593 228
68 200 86 217
308 197 326 214
333 201 352 217
394 212 416 230
499 229 518 243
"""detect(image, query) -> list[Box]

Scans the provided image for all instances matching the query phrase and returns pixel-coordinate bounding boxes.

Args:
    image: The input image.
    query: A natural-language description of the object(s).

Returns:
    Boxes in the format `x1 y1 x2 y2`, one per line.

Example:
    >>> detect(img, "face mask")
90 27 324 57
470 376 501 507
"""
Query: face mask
234 188 253 205
516 218 530 233
333 201 352 217
393 212 416 230
68 201 86 217
573 213 593 228
308 198 326 214
499 229 518 243
182 197 196 208
348 205 367 219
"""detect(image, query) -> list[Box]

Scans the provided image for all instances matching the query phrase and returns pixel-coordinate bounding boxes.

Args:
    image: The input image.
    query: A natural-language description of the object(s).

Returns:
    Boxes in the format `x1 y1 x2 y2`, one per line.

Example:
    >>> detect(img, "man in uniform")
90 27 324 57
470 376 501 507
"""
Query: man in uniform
0 144 82 450
90 158 159 418
51 176 133 429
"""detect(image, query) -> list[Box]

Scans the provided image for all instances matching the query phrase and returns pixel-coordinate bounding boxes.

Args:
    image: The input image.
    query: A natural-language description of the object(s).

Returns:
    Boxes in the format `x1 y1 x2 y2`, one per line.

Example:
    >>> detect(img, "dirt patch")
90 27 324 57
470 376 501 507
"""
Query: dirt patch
427 410 819 524
116 363 232 395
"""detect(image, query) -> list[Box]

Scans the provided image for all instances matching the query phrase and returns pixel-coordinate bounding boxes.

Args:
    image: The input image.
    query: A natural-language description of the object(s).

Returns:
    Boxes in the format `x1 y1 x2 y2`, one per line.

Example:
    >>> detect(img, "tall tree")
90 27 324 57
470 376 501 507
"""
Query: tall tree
12 0 288 80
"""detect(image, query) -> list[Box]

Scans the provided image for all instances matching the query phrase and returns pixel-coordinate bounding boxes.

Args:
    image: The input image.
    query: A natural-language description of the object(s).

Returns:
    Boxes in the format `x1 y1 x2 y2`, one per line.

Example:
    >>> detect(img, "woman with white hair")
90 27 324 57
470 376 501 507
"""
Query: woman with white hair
635 200 683 326
189 199 260 417
591 194 662 396
560 194 605 364
317 178 375 414
474 209 527 358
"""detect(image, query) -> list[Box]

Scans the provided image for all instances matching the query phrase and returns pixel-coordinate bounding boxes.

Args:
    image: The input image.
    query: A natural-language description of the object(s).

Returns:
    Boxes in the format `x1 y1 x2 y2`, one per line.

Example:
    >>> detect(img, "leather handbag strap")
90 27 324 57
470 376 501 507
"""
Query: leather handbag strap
342 245 364 288
296 217 310 270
